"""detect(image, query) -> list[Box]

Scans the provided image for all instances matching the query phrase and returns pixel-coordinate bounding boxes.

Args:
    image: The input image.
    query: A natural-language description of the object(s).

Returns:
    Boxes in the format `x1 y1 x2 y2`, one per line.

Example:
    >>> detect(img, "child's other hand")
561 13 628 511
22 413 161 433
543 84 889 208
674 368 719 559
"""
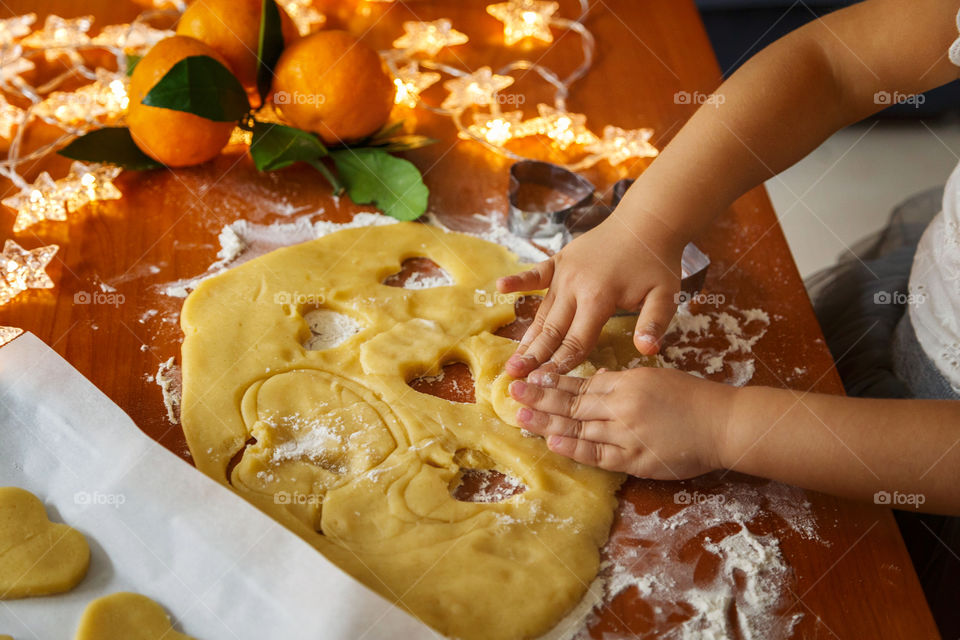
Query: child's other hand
509 367 734 479
497 217 684 378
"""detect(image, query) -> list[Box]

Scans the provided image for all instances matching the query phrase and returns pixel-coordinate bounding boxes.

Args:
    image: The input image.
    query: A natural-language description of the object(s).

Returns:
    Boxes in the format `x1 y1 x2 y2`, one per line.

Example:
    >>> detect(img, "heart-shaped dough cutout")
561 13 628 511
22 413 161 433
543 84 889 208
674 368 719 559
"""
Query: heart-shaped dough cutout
0 487 89 599
74 592 195 640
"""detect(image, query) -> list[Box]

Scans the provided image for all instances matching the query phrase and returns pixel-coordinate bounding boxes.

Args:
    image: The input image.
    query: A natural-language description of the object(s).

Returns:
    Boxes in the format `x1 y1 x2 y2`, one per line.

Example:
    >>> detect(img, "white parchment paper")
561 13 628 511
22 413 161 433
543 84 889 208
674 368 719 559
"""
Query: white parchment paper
0 333 437 639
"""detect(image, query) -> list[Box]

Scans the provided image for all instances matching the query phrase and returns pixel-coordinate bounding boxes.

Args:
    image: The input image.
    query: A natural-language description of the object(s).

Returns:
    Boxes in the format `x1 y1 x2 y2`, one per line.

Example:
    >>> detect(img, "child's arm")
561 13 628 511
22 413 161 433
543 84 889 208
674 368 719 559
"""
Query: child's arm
499 0 960 378
509 369 960 515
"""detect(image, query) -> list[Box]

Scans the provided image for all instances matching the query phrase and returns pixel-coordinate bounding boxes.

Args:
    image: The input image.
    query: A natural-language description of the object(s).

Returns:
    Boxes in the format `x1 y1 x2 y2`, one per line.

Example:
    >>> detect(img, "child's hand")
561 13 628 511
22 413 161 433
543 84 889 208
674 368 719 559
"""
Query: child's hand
508 367 734 479
497 216 685 378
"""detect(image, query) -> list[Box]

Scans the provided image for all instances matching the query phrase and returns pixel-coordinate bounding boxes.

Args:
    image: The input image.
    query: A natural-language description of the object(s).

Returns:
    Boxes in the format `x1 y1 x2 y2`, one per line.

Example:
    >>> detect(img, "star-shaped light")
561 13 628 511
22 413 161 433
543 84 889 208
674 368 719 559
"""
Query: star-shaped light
22 15 93 64
0 325 23 347
60 162 123 212
441 67 515 112
0 46 35 84
393 62 440 108
585 125 659 166
2 161 122 232
0 240 58 305
486 0 558 45
92 23 173 52
3 172 68 232
0 13 36 47
35 69 128 127
517 103 598 149
277 0 326 36
461 110 524 146
0 94 23 139
393 19 468 56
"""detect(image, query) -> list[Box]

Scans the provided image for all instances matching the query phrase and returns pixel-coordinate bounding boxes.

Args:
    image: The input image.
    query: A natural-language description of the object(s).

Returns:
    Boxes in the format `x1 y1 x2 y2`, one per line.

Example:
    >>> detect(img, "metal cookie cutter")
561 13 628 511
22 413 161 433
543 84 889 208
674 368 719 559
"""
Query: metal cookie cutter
506 161 710 296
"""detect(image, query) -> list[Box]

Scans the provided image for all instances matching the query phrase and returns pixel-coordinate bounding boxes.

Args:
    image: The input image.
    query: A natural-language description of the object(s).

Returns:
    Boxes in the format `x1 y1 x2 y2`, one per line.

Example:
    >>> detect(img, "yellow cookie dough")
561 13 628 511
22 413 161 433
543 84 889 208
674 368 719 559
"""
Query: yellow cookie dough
74 592 194 640
180 222 652 639
0 487 89 599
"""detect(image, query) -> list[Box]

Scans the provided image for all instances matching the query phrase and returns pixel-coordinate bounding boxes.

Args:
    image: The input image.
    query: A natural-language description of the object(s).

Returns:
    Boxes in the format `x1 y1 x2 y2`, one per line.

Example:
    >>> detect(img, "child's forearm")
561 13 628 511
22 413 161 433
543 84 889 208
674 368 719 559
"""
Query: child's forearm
721 387 960 514
616 0 960 245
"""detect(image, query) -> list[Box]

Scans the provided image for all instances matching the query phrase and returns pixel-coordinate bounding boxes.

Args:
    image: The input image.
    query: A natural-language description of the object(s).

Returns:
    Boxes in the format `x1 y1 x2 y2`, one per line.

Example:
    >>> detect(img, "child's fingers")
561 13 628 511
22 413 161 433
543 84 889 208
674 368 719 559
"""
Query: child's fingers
516 407 607 441
633 287 678 355
545 307 609 373
509 379 608 419
497 259 554 293
546 434 627 471
517 291 554 351
506 298 575 376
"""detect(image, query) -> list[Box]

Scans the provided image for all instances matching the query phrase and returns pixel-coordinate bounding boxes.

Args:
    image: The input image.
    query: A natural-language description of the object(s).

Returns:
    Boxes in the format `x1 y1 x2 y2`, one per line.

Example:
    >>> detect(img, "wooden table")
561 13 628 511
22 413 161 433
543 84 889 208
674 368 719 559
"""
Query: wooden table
0 0 940 638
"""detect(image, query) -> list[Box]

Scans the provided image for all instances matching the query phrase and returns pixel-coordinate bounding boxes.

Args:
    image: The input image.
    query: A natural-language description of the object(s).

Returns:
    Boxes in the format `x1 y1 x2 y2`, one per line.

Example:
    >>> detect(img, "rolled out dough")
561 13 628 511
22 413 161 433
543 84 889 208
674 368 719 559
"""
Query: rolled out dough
180 222 651 639
0 486 89 599
73 592 194 640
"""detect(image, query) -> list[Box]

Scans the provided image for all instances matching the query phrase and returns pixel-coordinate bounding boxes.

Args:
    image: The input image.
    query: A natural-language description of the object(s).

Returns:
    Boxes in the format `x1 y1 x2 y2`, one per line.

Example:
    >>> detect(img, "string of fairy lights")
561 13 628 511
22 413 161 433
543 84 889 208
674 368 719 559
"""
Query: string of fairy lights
0 0 660 318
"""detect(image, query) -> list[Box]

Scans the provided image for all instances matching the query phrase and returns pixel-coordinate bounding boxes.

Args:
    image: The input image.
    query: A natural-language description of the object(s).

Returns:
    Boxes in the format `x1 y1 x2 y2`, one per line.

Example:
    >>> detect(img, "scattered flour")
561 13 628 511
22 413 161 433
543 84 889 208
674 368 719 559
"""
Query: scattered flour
302 309 363 350
555 478 819 640
402 270 454 289
654 303 772 387
155 358 181 425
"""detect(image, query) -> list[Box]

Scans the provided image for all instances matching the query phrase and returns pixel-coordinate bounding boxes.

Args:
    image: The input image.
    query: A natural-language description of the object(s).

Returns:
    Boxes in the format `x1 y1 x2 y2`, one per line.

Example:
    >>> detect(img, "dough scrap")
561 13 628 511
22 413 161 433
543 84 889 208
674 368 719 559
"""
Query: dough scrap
180 222 654 639
0 487 90 599
73 592 194 640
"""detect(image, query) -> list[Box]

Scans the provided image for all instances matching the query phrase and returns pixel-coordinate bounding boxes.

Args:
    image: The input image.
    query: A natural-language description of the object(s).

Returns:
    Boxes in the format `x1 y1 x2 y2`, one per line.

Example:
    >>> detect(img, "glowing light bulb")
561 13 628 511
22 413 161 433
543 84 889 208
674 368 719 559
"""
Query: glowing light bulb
441 67 514 112
393 19 468 56
486 0 558 46
392 63 440 108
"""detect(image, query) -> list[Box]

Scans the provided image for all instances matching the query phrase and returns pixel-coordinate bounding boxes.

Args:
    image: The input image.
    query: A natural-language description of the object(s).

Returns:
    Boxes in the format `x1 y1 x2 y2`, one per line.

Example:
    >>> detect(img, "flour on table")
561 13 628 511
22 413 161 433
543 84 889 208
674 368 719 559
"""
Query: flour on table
158 212 397 298
155 358 181 425
402 270 454 289
653 303 772 387
302 309 362 350
552 478 819 640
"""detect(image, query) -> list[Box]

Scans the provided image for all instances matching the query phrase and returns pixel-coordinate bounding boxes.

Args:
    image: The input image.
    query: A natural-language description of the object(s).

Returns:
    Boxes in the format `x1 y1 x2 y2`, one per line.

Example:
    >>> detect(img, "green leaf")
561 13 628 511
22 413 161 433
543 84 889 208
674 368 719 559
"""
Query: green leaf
58 127 162 170
250 121 343 193
330 148 429 221
142 55 249 122
250 121 327 171
256 0 284 103
125 54 142 76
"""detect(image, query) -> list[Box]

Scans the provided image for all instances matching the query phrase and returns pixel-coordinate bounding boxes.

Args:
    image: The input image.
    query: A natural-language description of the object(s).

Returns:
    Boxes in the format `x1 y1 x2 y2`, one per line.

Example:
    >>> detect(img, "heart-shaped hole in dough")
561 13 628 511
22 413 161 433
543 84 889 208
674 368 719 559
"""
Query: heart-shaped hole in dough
383 257 454 289
494 295 542 341
408 362 476 403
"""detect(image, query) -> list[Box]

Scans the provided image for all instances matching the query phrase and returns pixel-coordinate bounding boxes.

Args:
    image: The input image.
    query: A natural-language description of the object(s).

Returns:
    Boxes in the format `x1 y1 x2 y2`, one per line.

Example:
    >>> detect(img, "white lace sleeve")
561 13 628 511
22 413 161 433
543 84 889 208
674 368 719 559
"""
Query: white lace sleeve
949 7 960 66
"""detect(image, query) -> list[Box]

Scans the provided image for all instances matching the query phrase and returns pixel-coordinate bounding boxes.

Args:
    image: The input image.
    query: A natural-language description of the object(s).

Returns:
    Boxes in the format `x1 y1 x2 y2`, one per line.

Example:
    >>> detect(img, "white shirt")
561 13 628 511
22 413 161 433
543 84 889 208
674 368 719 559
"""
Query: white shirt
907 9 960 392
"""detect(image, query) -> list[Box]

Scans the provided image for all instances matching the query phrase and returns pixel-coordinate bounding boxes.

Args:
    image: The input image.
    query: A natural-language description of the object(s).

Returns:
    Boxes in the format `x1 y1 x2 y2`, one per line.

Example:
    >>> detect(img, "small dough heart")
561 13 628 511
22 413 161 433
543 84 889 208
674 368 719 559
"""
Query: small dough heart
0 487 89 599
74 592 196 640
